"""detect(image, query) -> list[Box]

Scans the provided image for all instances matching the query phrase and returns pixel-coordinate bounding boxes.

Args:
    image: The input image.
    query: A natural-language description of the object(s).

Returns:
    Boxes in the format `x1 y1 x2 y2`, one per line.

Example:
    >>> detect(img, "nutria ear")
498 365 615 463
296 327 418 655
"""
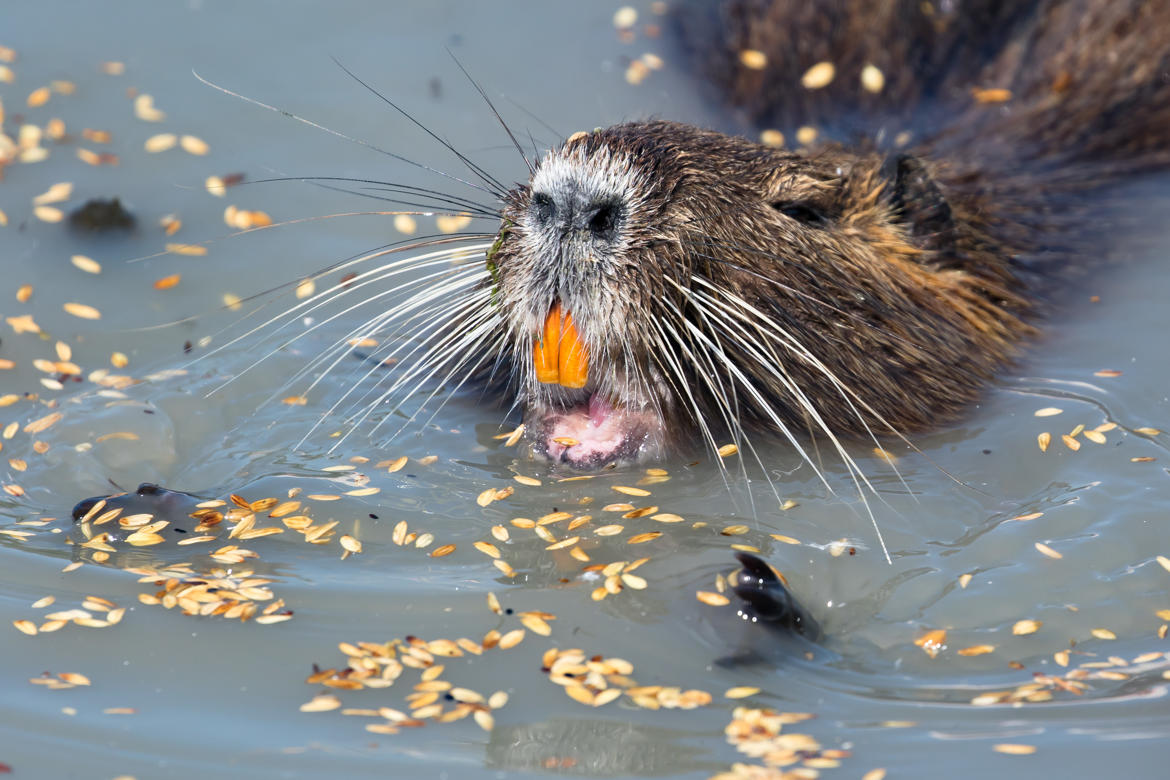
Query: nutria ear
882 154 955 253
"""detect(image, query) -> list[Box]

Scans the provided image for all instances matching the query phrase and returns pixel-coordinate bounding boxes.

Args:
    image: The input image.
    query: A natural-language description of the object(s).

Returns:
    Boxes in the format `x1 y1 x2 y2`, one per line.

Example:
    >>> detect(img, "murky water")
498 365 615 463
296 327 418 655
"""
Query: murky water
3 2 1169 779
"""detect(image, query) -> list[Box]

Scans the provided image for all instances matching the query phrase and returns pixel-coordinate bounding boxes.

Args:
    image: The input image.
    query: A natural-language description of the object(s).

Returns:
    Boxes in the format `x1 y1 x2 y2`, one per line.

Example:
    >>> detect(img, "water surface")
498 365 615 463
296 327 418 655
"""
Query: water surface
2 2 1169 779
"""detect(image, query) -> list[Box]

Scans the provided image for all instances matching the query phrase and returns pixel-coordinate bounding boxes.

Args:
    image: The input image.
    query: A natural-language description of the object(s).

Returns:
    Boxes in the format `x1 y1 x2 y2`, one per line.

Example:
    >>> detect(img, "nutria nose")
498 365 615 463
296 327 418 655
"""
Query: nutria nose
530 189 623 242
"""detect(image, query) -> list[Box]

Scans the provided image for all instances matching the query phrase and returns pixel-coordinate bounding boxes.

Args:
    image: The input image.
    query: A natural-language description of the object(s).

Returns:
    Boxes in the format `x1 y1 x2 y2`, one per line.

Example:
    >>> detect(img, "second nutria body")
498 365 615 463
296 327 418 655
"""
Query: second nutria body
423 0 1170 468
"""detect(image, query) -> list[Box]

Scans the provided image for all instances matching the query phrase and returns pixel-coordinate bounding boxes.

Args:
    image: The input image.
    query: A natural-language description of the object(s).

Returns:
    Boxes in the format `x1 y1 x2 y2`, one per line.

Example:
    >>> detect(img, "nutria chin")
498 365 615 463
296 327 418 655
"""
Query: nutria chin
399 0 1170 469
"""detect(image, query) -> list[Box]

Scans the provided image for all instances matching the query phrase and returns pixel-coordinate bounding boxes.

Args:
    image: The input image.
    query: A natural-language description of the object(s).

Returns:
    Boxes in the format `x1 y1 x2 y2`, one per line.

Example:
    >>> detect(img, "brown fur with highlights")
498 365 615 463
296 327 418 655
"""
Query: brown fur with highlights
487 0 1170 457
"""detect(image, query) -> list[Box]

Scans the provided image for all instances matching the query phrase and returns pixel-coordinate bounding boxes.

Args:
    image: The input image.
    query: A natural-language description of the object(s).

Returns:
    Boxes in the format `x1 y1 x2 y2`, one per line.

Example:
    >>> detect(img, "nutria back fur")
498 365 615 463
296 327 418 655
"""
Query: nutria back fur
457 1 1170 465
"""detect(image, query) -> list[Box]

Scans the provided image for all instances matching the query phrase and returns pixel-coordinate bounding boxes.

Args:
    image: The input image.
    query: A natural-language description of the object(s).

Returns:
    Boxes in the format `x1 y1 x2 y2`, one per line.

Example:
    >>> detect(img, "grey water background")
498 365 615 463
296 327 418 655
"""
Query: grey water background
2 1 1170 778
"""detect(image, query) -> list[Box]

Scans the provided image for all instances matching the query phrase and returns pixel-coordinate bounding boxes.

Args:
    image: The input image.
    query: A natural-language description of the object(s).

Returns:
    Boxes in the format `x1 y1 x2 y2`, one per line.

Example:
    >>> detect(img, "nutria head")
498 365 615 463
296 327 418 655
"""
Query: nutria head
485 120 1030 468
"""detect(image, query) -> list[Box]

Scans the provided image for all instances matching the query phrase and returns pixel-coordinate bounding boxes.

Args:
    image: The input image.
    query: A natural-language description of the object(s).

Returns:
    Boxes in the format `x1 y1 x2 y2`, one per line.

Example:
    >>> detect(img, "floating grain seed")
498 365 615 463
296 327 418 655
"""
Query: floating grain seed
860 63 885 93
514 475 541 486
13 619 37 635
1156 555 1170 573
1012 619 1042 635
1090 628 1117 640
300 694 341 712
739 49 767 70
720 524 749 536
801 61 836 89
972 87 1012 103
717 443 738 457
179 135 209 155
957 644 995 656
613 6 637 28
34 206 64 223
1094 369 1122 377
1035 542 1062 559
28 86 51 107
696 591 729 606
144 133 176 153
796 125 818 145
915 629 947 658
33 182 72 205
1136 427 1162 436
430 544 456 558
340 535 362 554
958 573 973 589
725 686 760 699
992 744 1036 755
1034 407 1062 417
153 274 181 290
620 573 647 590
165 242 207 256
134 94 165 121
1037 432 1051 452
760 129 784 147
613 485 650 497
498 628 525 649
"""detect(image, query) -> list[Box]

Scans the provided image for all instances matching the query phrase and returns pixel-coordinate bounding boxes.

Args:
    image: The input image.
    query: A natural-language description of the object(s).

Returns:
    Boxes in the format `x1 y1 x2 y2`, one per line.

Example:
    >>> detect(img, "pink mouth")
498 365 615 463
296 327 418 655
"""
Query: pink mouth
539 394 662 467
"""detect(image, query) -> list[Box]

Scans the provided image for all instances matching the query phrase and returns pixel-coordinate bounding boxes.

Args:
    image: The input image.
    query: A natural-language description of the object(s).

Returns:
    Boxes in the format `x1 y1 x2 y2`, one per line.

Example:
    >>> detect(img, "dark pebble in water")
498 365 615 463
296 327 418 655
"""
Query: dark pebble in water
68 197 135 232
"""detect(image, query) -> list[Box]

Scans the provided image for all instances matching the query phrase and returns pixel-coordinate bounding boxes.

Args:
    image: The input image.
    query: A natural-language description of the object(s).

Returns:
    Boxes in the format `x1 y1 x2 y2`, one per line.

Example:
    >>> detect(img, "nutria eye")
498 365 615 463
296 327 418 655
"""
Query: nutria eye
588 202 622 240
773 201 828 226
531 192 556 225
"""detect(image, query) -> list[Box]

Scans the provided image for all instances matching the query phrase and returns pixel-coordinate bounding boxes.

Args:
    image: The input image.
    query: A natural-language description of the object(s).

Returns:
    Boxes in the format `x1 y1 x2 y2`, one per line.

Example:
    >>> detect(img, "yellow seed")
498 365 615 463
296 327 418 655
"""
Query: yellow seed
1090 628 1117 640
613 6 637 28
613 485 650 497
696 591 729 606
393 214 417 234
717 443 738 457
1034 542 1062 559
1037 432 1051 452
739 49 767 70
179 135 209 155
801 61 836 89
724 686 760 699
144 133 177 153
759 129 784 148
1012 619 1042 635
992 743 1036 755
860 64 885 93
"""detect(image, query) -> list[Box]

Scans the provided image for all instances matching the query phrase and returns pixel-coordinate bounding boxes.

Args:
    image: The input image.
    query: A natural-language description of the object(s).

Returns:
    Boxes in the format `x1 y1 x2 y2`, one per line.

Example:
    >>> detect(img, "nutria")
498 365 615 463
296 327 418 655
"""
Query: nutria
440 0 1170 469
727 552 820 641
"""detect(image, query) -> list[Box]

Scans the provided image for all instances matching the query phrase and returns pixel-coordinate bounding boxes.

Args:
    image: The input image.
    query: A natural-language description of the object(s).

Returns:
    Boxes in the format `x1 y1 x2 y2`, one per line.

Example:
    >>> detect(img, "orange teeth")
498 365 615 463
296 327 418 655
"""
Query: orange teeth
533 301 589 389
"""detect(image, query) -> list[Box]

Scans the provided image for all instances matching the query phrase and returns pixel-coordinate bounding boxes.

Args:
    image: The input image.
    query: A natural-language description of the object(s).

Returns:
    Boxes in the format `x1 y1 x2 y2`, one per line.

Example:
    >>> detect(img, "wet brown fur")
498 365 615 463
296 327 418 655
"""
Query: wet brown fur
487 0 1170 446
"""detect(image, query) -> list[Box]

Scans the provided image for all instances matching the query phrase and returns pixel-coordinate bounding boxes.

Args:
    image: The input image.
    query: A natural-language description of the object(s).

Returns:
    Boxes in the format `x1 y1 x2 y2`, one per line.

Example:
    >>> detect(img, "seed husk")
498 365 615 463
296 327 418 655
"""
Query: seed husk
860 63 885 93
739 49 767 70
1012 619 1042 635
801 61 836 89
696 591 730 606
725 686 760 699
992 744 1036 755
1035 542 1062 559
